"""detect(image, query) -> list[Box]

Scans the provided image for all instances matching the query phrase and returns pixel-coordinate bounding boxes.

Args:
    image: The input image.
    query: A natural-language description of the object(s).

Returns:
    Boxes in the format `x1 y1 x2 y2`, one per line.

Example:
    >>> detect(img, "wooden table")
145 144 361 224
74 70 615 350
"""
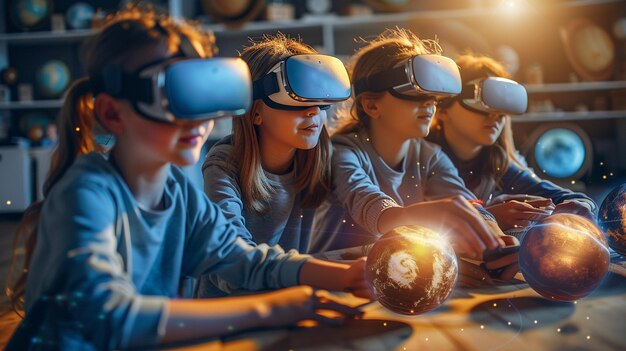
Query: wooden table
165 253 626 351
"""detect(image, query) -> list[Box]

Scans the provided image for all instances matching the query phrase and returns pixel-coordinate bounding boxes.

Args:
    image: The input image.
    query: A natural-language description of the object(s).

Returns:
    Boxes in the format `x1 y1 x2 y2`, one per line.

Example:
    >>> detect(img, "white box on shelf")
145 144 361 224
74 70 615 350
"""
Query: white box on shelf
0 145 32 212
30 146 55 201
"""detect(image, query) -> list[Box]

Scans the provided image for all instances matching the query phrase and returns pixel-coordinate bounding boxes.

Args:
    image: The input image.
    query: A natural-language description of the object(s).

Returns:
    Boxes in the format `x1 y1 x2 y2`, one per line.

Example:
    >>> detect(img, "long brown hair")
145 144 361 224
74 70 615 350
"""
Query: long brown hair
428 53 523 186
6 4 216 313
333 28 442 135
232 34 331 215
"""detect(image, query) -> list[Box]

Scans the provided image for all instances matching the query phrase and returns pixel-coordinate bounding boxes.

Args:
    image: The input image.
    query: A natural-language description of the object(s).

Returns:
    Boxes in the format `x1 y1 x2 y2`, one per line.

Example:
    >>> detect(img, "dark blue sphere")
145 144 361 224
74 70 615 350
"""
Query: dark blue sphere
598 183 626 256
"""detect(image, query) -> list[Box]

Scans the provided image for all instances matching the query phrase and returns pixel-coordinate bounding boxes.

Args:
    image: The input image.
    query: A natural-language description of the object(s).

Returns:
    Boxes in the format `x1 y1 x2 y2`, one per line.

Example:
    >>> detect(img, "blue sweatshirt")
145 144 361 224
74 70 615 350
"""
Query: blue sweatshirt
439 142 597 214
20 153 309 350
311 128 495 253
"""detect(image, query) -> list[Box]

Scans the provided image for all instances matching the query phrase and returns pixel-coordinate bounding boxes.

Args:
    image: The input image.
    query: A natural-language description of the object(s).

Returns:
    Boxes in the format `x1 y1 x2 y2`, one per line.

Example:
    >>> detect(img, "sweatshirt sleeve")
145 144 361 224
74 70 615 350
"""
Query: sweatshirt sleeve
500 163 598 215
424 147 497 222
201 149 256 246
182 182 310 291
331 142 400 235
38 182 167 350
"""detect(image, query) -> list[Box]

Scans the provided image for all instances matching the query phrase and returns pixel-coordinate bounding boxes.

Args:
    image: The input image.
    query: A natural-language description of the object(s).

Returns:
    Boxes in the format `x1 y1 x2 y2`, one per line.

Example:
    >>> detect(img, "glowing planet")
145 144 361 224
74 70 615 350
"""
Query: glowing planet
598 184 626 256
520 214 610 301
534 128 586 179
366 225 458 315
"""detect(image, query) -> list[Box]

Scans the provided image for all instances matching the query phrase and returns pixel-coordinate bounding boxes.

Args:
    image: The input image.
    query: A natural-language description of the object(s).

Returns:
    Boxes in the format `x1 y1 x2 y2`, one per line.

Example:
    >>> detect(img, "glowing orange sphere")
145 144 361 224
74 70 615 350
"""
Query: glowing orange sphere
520 214 610 301
366 225 458 315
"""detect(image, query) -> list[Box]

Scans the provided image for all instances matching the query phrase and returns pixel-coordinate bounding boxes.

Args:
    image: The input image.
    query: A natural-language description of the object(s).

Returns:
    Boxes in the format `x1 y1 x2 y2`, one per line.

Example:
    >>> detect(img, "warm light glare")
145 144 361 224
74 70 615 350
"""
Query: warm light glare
498 0 527 13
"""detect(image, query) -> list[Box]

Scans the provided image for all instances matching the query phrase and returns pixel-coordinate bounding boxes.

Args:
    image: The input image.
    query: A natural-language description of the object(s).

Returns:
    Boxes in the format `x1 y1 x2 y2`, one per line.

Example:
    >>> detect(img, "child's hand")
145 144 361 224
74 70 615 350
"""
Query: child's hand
486 198 554 230
340 257 372 299
299 258 373 300
482 235 520 281
458 235 520 286
553 200 595 221
409 196 505 259
259 286 364 327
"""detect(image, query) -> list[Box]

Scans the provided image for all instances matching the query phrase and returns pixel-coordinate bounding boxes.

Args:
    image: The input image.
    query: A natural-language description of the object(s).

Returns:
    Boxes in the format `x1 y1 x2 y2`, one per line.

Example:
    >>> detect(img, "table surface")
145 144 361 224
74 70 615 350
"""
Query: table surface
164 254 626 351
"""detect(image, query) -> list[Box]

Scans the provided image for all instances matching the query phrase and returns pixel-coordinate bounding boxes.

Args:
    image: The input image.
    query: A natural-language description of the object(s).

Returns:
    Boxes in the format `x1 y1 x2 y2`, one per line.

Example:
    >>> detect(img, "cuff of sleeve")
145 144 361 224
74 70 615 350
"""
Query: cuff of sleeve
280 250 311 287
476 205 497 222
366 198 400 236
121 295 168 348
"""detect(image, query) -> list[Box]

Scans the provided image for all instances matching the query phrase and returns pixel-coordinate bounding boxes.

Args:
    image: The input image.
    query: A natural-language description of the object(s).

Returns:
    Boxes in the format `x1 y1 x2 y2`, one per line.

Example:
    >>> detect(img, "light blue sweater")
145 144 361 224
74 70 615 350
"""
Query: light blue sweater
21 153 309 350
311 128 494 252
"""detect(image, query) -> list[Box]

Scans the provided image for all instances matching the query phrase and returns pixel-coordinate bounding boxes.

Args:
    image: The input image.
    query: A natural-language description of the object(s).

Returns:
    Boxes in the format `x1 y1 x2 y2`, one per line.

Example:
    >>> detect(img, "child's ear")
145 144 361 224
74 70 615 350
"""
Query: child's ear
361 95 382 120
252 111 262 126
251 100 263 126
94 93 124 134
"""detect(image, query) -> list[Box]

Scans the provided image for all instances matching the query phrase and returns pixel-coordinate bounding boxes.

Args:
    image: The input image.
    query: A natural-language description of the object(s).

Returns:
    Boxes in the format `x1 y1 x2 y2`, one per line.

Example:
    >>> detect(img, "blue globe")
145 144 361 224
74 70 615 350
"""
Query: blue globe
66 2 95 30
36 60 71 98
534 128 586 179
12 0 50 28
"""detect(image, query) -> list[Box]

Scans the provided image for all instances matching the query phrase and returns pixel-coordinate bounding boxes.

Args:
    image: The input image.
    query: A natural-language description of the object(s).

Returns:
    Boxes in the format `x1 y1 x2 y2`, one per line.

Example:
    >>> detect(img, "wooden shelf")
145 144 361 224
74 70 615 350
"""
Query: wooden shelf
525 81 626 93
0 100 64 110
512 110 626 123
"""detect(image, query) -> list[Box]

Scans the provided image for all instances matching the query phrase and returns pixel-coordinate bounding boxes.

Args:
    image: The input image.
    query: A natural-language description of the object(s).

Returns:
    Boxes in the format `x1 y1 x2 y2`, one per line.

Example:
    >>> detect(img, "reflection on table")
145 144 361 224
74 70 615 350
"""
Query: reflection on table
162 252 626 351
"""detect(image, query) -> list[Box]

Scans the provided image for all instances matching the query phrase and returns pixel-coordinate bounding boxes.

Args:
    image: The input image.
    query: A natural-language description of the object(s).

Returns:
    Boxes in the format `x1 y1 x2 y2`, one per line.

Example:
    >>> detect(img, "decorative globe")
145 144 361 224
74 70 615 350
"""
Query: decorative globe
366 225 458 315
12 0 50 29
534 128 586 179
520 213 610 302
66 2 95 29
598 184 626 256
36 60 71 98
20 111 50 142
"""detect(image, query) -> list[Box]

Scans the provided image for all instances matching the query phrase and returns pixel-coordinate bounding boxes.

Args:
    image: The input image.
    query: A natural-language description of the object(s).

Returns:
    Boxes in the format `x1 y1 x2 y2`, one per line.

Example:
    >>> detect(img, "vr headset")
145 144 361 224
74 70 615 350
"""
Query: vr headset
353 54 462 100
252 54 351 110
458 77 528 115
92 57 252 123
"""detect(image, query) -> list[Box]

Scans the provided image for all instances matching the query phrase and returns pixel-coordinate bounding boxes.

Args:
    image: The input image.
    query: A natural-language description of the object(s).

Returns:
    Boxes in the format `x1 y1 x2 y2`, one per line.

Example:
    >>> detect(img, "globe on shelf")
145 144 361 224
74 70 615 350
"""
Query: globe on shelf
66 2 95 29
366 225 458 315
36 60 71 98
11 0 51 30
20 111 51 143
520 213 610 302
598 183 626 256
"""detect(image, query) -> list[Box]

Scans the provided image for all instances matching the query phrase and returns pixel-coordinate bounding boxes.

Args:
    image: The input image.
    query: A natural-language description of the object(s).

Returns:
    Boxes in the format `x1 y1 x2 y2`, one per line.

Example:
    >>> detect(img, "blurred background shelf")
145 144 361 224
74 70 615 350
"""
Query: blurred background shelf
513 110 626 123
0 100 64 110
525 81 626 93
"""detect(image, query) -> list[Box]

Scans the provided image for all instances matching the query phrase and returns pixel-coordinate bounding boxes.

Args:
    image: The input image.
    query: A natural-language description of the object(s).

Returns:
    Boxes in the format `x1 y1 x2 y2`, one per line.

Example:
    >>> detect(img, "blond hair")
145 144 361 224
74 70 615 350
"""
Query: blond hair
232 34 331 215
333 28 442 135
6 4 216 313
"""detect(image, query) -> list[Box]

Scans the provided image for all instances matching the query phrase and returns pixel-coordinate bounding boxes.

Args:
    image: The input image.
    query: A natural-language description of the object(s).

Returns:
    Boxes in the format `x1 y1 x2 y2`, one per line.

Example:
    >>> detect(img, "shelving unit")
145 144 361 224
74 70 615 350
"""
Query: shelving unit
0 1 623 115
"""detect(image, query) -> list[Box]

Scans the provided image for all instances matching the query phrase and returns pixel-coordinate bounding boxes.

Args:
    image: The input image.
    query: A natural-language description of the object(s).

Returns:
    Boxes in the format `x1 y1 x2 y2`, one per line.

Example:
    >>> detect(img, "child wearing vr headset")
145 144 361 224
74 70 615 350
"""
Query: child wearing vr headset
6 7 370 350
428 54 596 233
197 35 352 296
310 29 519 285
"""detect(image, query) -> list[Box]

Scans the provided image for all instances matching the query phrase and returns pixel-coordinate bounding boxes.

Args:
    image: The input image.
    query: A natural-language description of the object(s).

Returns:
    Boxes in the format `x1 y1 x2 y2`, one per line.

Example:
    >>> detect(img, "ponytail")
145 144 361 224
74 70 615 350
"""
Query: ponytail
6 77 99 313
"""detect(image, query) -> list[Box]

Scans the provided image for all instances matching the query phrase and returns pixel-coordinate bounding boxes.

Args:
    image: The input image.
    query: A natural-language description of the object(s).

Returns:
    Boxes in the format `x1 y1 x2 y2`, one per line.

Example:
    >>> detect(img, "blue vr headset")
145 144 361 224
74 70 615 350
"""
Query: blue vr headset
353 54 462 100
92 57 252 123
252 54 351 111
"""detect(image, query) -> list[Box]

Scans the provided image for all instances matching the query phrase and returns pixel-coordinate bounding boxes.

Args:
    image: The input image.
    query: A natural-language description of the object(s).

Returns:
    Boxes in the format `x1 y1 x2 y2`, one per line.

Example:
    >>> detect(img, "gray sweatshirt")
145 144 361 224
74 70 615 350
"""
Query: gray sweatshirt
311 128 494 252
